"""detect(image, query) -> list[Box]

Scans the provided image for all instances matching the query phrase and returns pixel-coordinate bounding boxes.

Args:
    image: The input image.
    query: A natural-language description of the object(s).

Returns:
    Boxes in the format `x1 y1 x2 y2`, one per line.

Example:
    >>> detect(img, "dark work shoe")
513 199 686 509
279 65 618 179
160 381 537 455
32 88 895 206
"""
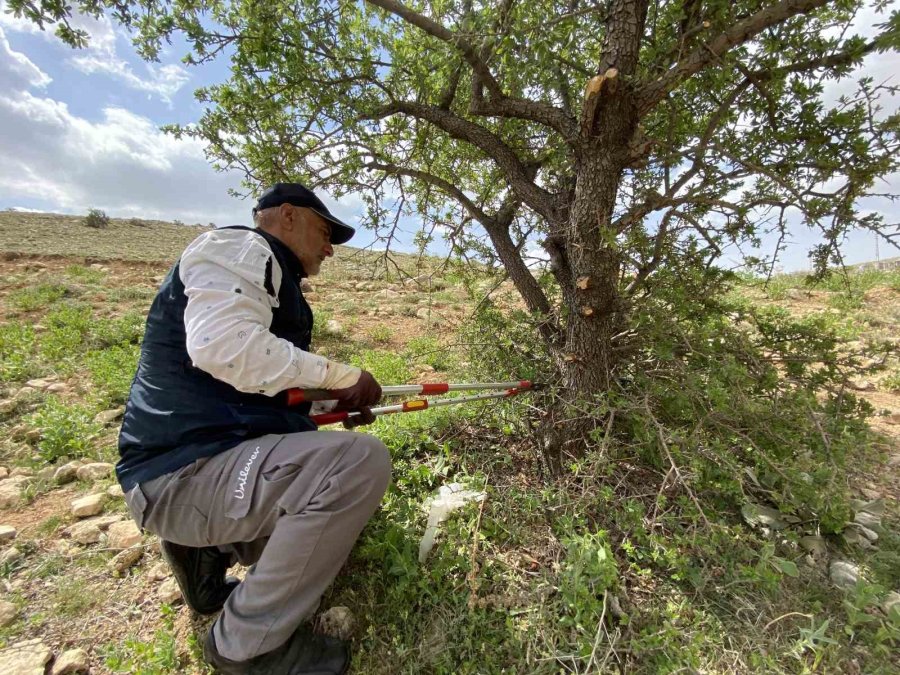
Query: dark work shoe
203 624 350 675
159 540 239 615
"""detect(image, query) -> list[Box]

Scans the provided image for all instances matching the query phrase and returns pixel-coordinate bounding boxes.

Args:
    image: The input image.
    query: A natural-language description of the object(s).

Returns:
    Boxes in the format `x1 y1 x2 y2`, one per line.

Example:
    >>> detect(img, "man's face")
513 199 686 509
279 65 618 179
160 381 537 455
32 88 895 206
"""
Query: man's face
284 206 334 276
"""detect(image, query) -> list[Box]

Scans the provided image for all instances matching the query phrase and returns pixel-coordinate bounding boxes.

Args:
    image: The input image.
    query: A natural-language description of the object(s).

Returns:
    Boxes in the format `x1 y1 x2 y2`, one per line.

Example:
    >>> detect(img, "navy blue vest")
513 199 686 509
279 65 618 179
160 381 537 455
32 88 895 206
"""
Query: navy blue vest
116 226 317 492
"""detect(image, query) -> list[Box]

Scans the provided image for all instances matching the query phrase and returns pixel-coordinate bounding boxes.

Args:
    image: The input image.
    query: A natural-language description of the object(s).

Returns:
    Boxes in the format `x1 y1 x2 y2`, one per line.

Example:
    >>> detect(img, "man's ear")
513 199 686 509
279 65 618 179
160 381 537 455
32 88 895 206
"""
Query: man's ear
279 203 296 230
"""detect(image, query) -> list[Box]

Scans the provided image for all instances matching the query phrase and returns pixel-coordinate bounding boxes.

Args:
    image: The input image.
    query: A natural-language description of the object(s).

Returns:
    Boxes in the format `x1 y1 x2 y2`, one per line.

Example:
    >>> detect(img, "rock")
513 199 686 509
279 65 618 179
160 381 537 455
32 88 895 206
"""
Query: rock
109 547 143 574
854 511 882 532
0 639 52 674
71 493 106 518
107 520 142 549
300 278 314 292
323 320 343 336
106 484 124 498
741 503 787 530
25 377 56 390
415 307 431 319
0 525 17 542
375 289 400 299
37 466 55 480
25 428 41 443
784 288 805 300
148 561 170 581
417 364 435 373
0 547 23 565
888 454 900 468
158 577 182 604
0 476 31 509
848 379 874 391
860 487 882 500
93 407 125 425
317 606 355 640
76 462 114 481
849 523 878 542
54 462 81 485
829 560 861 589
0 467 8 479
65 520 103 545
882 591 900 617
884 412 900 425
0 398 17 414
50 648 90 675
46 382 68 393
0 600 17 627
9 467 34 478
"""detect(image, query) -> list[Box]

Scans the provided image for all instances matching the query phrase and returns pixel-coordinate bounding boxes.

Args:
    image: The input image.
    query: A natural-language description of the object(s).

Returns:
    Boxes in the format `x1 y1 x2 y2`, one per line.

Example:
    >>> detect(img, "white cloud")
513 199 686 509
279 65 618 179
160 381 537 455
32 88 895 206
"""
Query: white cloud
0 31 248 225
66 14 190 103
0 6 189 103
0 27 50 89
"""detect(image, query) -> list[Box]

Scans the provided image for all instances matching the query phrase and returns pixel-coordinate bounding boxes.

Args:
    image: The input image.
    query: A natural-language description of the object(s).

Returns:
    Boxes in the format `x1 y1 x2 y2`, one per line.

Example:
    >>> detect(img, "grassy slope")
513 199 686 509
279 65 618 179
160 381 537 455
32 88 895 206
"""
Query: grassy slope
0 212 898 673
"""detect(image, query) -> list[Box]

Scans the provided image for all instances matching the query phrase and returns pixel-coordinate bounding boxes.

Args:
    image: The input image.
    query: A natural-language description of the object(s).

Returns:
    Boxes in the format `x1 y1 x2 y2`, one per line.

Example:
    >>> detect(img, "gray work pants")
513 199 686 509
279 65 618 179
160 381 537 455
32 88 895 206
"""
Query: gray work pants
123 431 391 662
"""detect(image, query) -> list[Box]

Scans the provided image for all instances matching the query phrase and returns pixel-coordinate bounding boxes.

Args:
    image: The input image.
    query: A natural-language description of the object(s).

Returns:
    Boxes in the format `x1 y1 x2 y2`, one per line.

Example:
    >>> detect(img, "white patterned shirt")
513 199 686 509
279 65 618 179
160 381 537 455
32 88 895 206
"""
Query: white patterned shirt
179 228 329 396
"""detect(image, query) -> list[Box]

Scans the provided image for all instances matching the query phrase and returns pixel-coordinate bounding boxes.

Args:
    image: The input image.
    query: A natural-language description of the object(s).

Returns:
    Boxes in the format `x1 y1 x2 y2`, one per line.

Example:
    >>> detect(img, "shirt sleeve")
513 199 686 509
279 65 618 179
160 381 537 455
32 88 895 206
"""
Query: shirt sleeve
179 229 329 395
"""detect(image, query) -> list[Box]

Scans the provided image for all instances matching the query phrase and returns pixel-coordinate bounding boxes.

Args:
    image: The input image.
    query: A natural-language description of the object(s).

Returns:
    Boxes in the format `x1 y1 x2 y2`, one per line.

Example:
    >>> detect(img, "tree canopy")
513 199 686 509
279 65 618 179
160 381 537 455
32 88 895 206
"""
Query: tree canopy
11 0 900 393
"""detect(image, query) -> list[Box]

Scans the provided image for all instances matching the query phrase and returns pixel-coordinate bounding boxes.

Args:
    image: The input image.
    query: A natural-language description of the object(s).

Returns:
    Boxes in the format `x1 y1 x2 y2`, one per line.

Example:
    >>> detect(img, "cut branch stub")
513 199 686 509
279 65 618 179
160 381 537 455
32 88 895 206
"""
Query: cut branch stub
576 276 591 290
580 306 595 316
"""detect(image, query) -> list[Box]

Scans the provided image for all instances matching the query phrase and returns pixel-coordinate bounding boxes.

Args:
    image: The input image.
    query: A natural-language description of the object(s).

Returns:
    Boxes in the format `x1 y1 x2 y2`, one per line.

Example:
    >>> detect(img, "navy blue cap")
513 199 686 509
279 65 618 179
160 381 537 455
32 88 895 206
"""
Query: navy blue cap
253 182 355 245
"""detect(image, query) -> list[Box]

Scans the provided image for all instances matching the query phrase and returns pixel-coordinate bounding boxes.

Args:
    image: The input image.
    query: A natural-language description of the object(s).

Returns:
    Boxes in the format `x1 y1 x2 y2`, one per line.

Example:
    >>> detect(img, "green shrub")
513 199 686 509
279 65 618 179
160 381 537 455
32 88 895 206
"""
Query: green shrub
29 397 102 462
86 344 140 404
90 312 145 348
83 208 110 229
559 531 618 634
39 303 93 366
404 335 456 371
350 349 411 385
368 324 393 345
64 264 105 283
8 283 69 311
0 323 38 382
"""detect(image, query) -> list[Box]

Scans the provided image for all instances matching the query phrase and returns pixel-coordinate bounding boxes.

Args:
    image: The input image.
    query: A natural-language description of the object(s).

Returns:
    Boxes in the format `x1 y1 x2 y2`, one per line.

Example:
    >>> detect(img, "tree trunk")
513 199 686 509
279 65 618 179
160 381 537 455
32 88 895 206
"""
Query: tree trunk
542 127 635 471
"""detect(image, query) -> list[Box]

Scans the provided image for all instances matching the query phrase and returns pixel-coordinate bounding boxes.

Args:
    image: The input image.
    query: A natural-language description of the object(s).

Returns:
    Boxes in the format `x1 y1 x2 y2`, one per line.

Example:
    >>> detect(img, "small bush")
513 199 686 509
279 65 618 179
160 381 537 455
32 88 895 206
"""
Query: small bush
9 283 69 311
128 218 149 227
368 325 393 345
0 323 39 382
83 208 110 229
86 344 140 404
351 349 412 385
29 397 102 462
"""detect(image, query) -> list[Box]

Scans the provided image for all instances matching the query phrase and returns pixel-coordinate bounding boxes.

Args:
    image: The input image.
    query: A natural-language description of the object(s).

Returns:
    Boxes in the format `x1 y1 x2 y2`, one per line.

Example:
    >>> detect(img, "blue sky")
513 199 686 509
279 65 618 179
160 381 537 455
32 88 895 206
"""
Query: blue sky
0 3 896 272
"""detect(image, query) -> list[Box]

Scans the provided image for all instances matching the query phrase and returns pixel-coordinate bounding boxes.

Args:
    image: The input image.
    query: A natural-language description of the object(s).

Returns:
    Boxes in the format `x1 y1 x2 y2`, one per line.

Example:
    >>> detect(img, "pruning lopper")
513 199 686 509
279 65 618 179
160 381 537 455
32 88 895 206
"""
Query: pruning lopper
285 380 543 426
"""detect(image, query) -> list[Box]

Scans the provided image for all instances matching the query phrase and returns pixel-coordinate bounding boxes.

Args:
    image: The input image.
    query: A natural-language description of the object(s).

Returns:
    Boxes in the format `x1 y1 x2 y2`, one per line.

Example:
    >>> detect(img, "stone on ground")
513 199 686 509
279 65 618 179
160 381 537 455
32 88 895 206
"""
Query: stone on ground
64 514 124 544
882 591 900 617
46 382 68 393
148 561 170 581
829 560 861 590
109 546 143 574
317 606 355 640
323 319 343 336
158 577 182 604
0 547 23 565
0 476 32 509
9 467 34 478
93 407 125 425
415 307 431 319
0 639 52 674
0 467 8 479
0 525 16 542
107 520 141 549
76 462 114 481
71 493 106 518
106 484 124 498
50 647 89 675
0 600 18 627
53 461 82 485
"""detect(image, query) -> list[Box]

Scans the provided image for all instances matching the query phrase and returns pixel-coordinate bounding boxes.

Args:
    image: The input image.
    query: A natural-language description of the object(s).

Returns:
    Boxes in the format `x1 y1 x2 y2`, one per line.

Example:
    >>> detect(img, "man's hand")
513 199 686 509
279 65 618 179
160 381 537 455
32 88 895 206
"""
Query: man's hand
342 407 376 430
331 370 382 410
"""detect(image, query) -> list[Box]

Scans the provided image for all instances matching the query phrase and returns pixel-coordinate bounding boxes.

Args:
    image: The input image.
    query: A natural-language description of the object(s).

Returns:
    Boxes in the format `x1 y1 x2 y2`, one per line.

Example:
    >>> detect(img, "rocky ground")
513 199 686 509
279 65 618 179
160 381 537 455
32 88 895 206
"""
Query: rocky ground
0 215 897 673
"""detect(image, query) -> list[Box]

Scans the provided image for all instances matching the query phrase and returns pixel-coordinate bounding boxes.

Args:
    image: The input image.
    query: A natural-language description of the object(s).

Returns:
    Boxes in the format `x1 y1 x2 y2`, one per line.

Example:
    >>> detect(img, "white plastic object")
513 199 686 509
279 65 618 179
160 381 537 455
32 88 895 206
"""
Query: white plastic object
418 482 486 563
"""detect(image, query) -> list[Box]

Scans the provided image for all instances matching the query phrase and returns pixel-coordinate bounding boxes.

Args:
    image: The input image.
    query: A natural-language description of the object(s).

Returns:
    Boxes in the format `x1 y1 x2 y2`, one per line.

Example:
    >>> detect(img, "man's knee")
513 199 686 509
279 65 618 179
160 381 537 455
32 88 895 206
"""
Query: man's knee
350 433 392 497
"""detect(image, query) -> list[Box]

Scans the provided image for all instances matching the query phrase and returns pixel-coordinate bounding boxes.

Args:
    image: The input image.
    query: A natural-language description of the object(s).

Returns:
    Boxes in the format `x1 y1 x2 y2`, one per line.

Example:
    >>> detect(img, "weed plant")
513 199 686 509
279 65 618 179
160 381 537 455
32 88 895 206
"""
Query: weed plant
28 397 102 462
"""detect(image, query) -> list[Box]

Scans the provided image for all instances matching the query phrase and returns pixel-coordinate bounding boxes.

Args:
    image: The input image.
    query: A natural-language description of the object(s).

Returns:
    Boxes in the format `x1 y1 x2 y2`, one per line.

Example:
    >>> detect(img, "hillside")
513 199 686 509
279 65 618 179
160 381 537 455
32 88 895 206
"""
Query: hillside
0 212 898 674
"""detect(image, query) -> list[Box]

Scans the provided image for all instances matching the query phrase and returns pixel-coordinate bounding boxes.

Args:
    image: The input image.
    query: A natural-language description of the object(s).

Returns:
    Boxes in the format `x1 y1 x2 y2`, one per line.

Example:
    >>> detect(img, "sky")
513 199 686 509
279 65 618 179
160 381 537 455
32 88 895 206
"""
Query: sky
0 2 897 271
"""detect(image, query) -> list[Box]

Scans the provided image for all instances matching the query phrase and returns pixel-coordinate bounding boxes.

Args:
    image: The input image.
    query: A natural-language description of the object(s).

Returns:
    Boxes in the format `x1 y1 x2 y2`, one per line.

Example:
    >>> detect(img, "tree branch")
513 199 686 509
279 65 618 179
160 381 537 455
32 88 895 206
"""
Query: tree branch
366 0 578 138
367 101 561 222
637 0 831 116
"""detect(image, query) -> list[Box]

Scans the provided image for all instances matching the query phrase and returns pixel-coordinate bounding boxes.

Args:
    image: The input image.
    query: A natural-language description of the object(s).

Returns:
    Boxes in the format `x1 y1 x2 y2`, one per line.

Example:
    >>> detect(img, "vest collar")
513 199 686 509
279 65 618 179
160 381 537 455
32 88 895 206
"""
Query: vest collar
252 227 308 281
